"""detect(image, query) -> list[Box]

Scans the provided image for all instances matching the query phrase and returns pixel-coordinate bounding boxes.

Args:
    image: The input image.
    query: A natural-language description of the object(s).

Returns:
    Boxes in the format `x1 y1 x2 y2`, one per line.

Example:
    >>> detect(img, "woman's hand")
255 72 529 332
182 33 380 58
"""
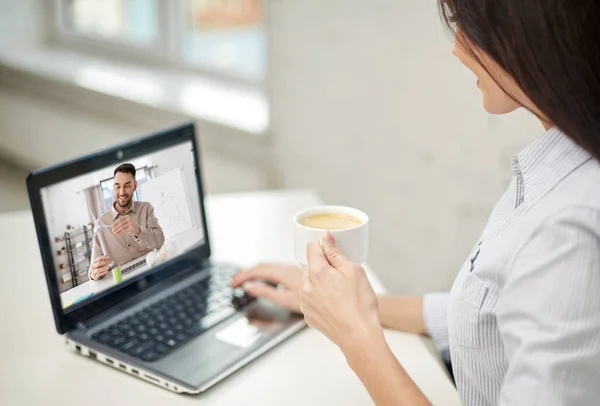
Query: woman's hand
230 263 303 313
300 232 383 354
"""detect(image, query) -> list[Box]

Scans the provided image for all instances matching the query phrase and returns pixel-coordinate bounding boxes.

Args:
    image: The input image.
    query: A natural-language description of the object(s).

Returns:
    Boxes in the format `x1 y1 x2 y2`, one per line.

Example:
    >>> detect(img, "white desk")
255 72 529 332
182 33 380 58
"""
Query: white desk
0 190 460 406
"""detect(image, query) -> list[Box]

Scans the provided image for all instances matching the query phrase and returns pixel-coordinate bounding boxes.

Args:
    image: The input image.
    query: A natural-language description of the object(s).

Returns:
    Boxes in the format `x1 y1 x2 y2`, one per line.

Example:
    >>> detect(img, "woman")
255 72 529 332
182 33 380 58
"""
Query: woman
233 1 600 404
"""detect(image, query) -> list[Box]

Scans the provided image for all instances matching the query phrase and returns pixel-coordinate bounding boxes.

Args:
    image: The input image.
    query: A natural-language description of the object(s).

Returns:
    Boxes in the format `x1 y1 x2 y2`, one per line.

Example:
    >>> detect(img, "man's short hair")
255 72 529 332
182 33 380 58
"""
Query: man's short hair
114 163 136 179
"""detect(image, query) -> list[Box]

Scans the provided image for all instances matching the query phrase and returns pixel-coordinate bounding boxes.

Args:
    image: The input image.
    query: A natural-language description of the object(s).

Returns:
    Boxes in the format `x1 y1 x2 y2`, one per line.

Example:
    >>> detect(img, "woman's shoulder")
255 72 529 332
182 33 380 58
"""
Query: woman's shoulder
521 158 600 240
545 158 600 211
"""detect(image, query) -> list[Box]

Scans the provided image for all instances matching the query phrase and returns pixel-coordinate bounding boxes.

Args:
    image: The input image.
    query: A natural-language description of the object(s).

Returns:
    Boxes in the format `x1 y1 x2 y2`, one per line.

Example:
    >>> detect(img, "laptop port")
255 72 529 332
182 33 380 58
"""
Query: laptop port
119 363 126 370
144 374 159 383
105 358 114 365
131 369 139 375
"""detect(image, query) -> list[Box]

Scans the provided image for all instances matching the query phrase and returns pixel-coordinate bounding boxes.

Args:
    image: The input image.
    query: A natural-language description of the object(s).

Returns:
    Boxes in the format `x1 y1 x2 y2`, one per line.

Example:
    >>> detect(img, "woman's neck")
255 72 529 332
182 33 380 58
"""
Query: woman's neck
540 118 554 131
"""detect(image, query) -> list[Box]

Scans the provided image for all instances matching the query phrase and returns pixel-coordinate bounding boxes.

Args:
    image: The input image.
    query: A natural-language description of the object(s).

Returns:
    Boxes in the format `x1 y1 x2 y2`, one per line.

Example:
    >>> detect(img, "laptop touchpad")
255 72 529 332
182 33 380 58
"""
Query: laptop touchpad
216 303 287 348
215 318 264 348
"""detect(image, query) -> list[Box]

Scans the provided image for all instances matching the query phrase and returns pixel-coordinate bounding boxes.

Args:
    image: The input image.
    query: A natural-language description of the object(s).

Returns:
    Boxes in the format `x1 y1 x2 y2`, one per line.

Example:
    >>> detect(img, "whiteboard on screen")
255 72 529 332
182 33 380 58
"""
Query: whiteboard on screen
139 167 193 239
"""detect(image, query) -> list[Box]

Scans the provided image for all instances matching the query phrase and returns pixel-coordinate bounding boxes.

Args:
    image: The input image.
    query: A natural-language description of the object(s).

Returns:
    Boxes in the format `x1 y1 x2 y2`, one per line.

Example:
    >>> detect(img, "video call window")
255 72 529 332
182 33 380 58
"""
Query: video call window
40 141 205 311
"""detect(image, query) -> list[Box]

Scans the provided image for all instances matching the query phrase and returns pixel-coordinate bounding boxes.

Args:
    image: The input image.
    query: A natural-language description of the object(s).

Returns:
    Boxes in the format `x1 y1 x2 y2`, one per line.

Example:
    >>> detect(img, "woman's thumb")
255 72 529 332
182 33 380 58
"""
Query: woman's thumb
322 231 349 268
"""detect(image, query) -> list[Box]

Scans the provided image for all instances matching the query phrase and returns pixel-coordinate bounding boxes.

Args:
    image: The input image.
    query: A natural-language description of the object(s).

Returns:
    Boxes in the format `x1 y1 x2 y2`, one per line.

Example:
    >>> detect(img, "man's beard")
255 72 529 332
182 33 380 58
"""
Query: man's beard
116 195 131 208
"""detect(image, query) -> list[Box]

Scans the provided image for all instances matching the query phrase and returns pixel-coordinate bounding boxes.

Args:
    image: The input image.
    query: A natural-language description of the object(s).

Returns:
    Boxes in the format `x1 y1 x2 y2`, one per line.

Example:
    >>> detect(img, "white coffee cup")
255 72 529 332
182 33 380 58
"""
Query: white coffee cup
293 206 369 266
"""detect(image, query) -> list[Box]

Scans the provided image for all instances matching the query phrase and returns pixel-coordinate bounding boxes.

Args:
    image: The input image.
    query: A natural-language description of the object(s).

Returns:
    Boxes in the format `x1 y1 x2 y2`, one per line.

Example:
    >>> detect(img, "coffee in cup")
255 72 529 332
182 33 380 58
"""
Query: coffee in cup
293 206 369 265
297 212 364 230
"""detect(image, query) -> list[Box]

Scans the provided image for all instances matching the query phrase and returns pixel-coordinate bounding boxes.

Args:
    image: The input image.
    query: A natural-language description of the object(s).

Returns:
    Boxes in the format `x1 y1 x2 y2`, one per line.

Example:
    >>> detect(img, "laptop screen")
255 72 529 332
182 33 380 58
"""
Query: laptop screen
40 140 205 312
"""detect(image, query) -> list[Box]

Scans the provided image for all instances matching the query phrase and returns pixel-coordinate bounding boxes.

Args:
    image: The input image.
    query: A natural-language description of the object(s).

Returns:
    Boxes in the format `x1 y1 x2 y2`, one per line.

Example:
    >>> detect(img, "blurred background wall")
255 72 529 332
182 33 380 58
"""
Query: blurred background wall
0 0 541 294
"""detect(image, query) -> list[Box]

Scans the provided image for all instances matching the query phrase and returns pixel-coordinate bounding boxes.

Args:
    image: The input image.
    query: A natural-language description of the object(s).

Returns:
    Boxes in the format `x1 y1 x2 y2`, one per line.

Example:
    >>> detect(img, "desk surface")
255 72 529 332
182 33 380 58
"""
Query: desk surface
0 189 460 406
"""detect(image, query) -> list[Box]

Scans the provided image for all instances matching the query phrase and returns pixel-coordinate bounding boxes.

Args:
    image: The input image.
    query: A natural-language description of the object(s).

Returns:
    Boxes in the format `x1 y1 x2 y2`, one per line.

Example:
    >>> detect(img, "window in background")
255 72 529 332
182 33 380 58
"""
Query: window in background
182 0 266 81
56 0 266 82
65 0 159 45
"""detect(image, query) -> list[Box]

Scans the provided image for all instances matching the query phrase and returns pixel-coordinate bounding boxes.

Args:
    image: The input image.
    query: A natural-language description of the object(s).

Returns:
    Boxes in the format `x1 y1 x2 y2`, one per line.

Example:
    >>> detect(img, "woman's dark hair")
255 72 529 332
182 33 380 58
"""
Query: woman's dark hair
438 0 600 160
114 163 136 178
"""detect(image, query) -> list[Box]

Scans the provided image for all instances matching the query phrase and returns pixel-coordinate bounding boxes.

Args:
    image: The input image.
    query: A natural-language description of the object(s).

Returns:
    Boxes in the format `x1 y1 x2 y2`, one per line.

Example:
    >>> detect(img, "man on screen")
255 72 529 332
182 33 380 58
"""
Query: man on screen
89 163 165 281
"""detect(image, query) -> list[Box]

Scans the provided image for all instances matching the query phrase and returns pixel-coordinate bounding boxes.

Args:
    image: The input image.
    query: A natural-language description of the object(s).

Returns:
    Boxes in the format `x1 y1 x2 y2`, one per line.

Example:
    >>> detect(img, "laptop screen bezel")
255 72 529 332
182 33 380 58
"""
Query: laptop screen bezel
27 122 212 335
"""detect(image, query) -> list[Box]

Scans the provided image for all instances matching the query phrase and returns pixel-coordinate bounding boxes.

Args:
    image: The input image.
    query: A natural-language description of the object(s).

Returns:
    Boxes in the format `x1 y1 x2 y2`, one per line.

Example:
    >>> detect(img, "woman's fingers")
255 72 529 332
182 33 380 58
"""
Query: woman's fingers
321 232 351 269
306 241 333 285
231 264 288 287
244 281 299 312
306 241 329 271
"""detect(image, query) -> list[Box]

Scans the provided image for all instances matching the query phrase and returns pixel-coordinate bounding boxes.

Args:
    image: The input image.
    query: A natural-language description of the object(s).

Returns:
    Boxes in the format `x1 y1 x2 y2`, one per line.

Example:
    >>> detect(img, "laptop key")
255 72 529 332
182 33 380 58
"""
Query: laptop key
140 350 160 362
129 342 155 357
193 300 206 309
155 343 169 354
185 307 235 336
94 332 112 344
110 336 126 347
120 340 137 352
118 322 132 332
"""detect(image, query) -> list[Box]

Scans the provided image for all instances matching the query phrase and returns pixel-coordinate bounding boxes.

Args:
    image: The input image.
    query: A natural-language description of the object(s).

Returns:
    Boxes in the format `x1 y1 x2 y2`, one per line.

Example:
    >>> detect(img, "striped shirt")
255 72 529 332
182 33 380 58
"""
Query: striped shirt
423 127 600 405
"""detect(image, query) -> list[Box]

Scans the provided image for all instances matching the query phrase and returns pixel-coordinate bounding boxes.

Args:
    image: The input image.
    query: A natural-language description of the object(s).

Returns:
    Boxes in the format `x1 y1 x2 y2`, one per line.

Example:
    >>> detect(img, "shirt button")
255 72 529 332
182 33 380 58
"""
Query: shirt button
128 244 131 247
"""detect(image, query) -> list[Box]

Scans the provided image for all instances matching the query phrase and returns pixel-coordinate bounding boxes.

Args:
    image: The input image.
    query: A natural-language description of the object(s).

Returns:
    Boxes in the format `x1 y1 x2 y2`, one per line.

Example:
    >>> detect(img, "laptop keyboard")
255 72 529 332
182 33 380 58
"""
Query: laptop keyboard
91 270 254 362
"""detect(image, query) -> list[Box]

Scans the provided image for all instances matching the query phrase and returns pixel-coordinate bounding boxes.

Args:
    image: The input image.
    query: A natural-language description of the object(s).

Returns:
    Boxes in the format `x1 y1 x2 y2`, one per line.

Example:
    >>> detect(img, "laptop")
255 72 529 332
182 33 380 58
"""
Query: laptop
27 122 305 394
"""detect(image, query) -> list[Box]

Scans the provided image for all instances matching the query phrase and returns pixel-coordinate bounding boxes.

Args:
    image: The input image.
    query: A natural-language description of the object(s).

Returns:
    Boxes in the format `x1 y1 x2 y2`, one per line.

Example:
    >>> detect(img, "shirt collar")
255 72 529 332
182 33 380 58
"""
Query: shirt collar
512 126 593 203
111 199 135 220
